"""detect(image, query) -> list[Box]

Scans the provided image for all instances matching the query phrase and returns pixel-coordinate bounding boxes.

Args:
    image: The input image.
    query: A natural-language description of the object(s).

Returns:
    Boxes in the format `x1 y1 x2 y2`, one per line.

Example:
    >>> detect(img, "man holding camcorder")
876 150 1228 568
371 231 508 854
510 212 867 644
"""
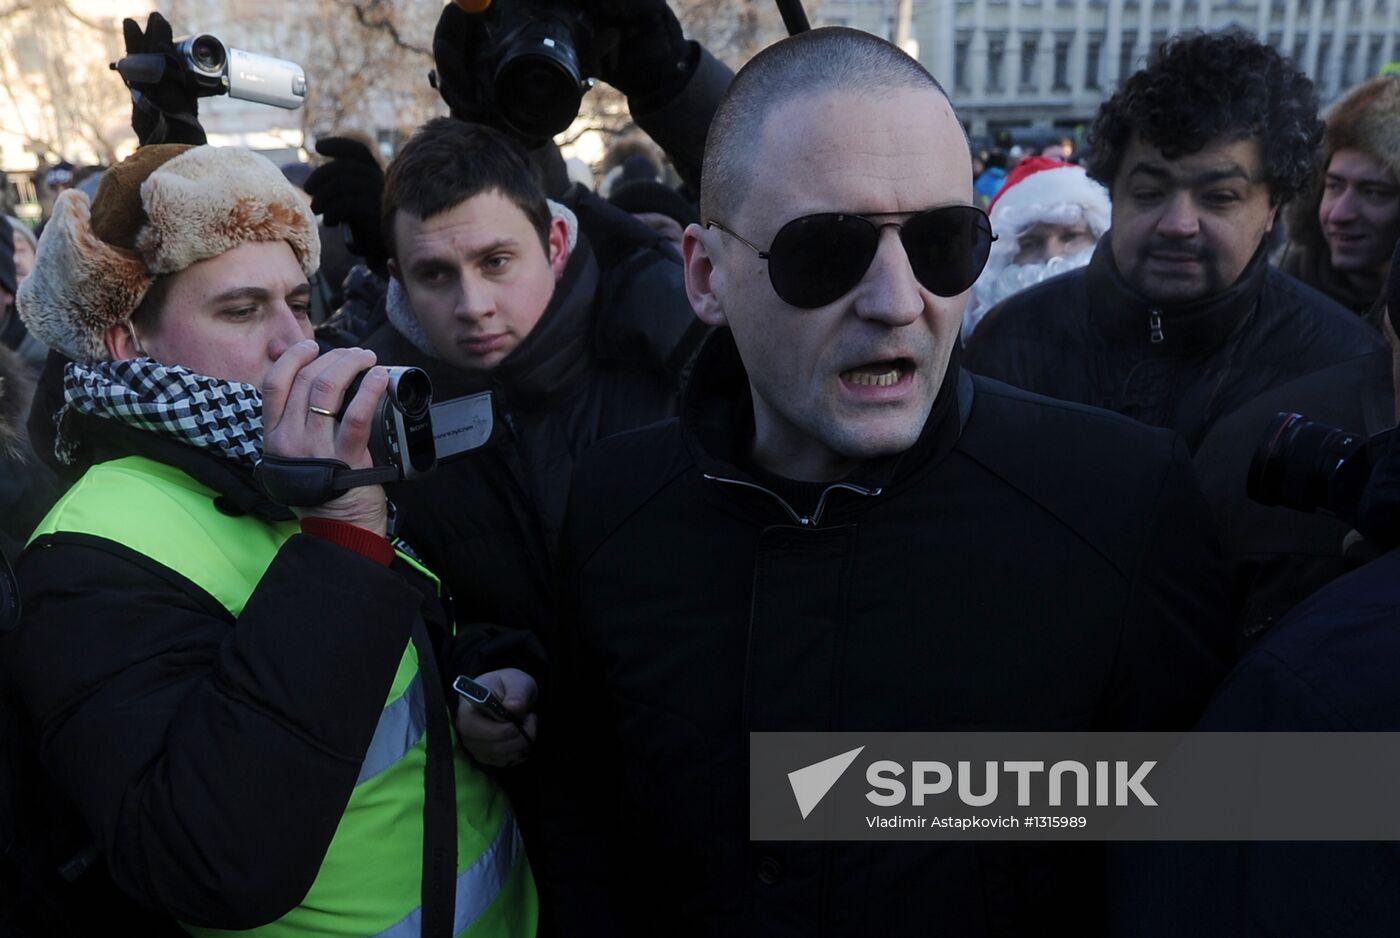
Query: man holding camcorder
0 142 537 935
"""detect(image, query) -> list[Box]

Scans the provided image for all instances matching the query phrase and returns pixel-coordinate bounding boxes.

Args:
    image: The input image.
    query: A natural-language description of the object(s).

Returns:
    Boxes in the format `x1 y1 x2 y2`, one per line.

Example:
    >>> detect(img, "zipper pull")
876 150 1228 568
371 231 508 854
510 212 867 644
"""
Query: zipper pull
1149 309 1164 344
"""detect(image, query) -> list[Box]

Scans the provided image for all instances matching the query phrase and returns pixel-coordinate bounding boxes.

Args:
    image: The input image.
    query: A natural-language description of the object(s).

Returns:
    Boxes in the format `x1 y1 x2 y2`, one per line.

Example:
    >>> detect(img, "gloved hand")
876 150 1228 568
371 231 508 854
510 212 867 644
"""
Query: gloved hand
120 12 207 146
304 138 388 275
587 0 696 106
430 2 502 129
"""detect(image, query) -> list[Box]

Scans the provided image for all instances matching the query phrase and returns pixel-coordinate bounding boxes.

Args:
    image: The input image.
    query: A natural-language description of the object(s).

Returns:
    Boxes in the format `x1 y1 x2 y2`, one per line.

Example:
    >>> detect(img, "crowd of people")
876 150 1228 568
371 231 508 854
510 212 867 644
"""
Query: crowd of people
1 3 1399 936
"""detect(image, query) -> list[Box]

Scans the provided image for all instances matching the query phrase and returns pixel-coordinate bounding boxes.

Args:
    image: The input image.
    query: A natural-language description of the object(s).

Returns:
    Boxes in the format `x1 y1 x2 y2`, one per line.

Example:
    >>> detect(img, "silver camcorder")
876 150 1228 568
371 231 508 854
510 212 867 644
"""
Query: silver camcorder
114 34 307 110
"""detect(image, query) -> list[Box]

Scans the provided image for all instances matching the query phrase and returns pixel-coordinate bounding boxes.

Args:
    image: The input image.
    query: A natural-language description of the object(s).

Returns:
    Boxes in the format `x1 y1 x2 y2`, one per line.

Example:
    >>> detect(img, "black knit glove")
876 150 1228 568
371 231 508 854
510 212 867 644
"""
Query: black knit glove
587 0 695 107
431 2 504 129
304 137 388 275
120 12 207 146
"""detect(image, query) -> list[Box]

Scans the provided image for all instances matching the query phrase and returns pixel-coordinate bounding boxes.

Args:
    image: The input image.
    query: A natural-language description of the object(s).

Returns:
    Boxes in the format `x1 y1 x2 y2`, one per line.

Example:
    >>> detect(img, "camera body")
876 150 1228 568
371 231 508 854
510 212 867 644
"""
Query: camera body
113 35 306 111
341 366 438 481
472 0 599 139
174 35 308 110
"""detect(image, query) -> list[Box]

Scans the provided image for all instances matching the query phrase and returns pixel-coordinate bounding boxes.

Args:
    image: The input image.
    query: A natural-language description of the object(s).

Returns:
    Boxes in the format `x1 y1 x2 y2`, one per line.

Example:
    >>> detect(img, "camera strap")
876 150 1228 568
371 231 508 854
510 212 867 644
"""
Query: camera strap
254 455 402 508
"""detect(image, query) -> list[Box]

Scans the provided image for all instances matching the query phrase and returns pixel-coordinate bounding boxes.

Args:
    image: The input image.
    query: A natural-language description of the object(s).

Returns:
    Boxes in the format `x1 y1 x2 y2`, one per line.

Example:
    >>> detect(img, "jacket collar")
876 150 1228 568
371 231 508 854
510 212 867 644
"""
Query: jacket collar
680 328 968 498
1087 234 1270 355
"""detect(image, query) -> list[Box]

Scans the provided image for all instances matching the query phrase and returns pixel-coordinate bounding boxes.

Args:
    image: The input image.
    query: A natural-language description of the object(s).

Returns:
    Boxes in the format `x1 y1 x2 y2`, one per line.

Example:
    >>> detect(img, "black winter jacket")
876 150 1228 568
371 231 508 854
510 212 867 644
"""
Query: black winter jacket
966 238 1389 637
1109 545 1400 937
546 331 1234 936
966 239 1384 451
366 190 707 642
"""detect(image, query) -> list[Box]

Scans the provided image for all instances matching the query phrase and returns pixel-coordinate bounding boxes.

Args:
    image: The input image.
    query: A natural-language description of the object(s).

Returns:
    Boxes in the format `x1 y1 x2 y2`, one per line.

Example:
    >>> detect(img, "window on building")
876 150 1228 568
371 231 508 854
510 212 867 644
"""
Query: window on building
1086 38 1103 89
988 37 1007 91
1021 38 1039 88
1119 38 1138 79
1268 32 1284 53
1316 36 1331 78
1342 36 1360 86
1367 36 1385 77
1053 37 1072 90
955 38 971 91
14 27 43 74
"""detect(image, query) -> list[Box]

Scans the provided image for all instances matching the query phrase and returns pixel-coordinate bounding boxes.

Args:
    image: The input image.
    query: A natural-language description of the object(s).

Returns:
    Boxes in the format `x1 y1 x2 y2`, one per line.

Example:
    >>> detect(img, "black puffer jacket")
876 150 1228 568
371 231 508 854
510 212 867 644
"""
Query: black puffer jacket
364 189 707 641
966 238 1389 636
546 331 1234 936
966 238 1384 451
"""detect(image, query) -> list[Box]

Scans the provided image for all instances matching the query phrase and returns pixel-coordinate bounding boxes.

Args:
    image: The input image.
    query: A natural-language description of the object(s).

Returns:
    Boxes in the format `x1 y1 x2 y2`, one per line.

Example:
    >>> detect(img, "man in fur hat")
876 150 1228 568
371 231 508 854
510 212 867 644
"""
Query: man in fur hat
1280 75 1400 323
0 144 537 936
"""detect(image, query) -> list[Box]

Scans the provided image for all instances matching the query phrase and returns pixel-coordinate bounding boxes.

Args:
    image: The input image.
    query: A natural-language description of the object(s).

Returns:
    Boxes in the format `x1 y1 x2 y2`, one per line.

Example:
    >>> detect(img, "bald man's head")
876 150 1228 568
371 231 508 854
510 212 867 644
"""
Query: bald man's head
699 27 951 225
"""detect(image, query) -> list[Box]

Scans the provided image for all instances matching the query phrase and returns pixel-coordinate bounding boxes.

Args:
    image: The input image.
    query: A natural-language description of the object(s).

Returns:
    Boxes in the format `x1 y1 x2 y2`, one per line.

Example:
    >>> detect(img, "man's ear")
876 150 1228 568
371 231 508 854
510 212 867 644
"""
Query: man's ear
683 223 728 327
547 215 570 281
387 257 401 283
103 320 140 361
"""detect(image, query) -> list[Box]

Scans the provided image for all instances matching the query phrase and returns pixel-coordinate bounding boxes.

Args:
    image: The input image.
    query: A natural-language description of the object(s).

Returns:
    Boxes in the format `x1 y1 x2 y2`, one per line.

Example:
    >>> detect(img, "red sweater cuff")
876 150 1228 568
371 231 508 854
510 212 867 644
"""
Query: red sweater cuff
299 518 395 567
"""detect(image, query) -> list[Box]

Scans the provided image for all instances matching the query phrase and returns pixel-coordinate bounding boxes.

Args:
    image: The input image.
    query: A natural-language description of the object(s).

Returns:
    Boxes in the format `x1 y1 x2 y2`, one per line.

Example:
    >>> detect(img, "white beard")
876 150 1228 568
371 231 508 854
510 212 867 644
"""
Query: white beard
962 248 1095 342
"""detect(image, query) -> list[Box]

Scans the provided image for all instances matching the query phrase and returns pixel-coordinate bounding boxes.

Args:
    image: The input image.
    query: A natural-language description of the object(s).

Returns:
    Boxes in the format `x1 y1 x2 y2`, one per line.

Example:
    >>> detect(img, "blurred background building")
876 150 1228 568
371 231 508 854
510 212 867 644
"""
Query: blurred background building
1 0 1396 219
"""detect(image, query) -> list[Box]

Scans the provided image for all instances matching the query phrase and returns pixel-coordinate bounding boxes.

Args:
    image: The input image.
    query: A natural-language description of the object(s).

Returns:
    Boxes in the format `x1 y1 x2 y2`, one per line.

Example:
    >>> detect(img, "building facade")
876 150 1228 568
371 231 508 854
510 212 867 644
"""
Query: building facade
816 0 1400 139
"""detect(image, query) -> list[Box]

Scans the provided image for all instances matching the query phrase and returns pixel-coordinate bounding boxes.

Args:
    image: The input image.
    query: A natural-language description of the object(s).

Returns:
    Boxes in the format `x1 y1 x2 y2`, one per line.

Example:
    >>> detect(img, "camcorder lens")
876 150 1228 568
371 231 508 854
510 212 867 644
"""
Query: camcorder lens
391 369 433 417
191 35 225 73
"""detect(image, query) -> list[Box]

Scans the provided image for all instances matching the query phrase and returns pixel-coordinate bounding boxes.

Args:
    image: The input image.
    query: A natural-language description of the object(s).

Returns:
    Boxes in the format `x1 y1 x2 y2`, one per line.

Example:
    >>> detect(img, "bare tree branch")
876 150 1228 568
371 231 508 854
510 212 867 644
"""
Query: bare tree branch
332 0 433 59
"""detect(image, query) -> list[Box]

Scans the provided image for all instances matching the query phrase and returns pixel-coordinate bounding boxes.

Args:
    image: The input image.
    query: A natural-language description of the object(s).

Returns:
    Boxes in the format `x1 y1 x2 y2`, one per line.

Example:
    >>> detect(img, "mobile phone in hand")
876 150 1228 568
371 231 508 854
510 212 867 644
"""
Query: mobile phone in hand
452 674 535 746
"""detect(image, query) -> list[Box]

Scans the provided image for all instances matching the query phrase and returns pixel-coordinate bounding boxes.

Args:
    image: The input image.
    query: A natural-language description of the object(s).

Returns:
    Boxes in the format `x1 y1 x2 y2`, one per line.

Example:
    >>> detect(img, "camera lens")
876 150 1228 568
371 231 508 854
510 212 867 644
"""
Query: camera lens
1247 412 1367 513
390 368 433 417
494 22 584 139
190 35 226 74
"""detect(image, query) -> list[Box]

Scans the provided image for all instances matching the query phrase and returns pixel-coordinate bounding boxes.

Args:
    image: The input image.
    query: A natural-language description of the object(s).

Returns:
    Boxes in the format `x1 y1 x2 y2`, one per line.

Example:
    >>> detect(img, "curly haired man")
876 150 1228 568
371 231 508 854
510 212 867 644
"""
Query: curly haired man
966 32 1391 638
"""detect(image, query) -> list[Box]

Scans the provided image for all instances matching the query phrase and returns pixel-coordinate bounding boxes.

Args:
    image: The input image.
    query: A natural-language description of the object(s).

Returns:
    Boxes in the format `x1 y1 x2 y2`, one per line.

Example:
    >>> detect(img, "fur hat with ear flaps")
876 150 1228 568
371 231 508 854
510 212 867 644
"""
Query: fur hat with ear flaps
17 144 320 364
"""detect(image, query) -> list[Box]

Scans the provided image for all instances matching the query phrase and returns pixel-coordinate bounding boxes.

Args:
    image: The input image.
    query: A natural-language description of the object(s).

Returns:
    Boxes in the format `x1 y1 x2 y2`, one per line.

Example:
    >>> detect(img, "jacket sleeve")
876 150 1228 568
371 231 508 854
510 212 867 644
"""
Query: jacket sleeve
1105 436 1237 729
627 45 732 197
8 532 424 928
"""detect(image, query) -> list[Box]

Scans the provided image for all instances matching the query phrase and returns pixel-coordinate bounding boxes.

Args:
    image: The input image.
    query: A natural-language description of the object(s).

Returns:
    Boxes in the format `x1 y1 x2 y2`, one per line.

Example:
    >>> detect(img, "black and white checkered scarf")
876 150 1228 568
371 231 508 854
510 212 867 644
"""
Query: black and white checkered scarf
57 358 263 468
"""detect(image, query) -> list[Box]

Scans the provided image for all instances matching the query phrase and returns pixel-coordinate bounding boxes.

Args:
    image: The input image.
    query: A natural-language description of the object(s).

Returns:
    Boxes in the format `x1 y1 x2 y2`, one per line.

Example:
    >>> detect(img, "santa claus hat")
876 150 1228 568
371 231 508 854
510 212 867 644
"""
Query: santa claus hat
987 156 1111 238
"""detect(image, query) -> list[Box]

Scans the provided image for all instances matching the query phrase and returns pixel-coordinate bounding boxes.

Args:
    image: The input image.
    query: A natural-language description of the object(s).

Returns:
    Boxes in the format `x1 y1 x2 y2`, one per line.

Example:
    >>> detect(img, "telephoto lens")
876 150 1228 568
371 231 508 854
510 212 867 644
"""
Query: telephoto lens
1247 412 1368 514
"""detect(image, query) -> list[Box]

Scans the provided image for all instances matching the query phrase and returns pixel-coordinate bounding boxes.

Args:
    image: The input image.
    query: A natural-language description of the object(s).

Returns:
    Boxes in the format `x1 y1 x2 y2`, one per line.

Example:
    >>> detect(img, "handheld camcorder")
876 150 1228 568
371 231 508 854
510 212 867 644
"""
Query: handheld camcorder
114 34 307 110
341 366 438 482
1247 412 1400 546
256 366 494 508
455 0 601 139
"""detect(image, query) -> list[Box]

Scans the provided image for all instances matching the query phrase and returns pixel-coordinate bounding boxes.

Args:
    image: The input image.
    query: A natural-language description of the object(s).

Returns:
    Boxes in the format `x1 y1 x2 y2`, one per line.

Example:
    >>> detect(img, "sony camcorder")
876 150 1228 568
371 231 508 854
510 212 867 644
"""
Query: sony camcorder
114 34 307 110
256 366 494 508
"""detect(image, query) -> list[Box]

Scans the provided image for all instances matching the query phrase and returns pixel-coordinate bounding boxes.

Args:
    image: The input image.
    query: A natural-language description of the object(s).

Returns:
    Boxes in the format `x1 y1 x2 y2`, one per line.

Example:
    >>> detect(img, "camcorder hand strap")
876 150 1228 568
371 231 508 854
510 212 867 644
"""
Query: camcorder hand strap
254 455 402 508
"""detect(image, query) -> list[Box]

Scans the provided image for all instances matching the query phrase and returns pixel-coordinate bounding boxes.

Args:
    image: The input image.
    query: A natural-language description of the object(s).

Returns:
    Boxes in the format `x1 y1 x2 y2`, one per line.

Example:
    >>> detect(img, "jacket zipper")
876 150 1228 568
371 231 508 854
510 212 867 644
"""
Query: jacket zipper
702 474 883 526
1149 309 1164 344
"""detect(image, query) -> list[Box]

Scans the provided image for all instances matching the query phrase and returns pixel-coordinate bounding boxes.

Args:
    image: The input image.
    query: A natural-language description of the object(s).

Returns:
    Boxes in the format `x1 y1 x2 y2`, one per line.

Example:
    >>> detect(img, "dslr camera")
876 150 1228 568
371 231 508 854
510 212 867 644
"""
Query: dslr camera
456 0 602 139
1248 412 1399 546
115 34 307 110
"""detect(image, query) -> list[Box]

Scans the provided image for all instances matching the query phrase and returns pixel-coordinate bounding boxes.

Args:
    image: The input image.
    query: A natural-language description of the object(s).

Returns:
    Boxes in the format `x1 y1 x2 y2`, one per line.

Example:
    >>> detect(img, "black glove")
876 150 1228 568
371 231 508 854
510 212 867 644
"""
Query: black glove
304 137 388 275
120 12 207 146
431 3 503 126
587 0 696 106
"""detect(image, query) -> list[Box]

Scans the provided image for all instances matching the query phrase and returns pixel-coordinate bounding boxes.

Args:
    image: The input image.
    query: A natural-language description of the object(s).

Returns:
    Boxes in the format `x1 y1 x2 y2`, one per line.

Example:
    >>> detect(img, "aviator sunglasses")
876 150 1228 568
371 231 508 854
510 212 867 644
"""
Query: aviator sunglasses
707 205 996 309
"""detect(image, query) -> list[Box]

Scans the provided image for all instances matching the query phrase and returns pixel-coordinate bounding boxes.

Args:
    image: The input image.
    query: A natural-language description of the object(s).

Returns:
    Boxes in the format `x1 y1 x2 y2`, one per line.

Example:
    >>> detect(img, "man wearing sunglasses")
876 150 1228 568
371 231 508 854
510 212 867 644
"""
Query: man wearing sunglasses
965 32 1390 644
542 27 1233 935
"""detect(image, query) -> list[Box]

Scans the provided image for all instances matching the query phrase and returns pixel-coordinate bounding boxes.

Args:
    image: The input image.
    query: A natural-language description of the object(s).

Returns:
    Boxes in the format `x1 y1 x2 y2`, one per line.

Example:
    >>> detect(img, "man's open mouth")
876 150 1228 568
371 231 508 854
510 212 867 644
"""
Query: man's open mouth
840 359 913 387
